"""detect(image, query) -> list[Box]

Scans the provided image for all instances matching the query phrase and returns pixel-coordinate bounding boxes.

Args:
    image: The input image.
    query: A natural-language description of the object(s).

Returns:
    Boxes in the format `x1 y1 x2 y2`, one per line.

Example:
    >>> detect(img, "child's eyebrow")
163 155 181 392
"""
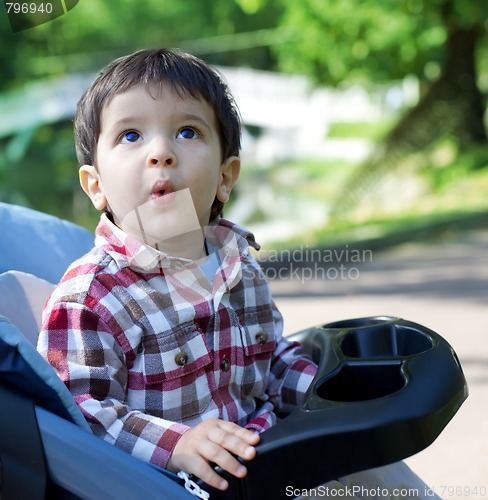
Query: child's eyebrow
106 116 140 133
106 114 213 133
179 113 213 132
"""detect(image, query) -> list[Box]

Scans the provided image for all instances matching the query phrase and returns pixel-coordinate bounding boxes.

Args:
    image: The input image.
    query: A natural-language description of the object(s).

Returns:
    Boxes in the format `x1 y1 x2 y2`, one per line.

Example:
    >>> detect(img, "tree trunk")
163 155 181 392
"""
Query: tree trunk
331 25 487 218
386 26 486 149
443 27 487 145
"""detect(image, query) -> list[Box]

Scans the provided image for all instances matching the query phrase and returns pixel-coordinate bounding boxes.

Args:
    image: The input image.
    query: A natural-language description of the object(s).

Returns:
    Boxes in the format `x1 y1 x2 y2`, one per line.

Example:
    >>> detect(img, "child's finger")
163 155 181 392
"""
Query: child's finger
216 420 260 445
186 454 231 491
231 423 261 445
201 439 249 481
208 422 258 461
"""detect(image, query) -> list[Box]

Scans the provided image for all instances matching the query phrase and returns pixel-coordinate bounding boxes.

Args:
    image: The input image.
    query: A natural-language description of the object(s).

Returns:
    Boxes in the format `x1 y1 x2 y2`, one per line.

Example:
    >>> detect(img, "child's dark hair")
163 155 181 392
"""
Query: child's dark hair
74 48 241 220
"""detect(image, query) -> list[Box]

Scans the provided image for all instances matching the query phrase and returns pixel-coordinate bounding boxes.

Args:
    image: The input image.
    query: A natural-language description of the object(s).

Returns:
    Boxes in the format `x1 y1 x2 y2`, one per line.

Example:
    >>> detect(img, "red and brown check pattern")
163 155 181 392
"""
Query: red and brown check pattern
38 215 317 469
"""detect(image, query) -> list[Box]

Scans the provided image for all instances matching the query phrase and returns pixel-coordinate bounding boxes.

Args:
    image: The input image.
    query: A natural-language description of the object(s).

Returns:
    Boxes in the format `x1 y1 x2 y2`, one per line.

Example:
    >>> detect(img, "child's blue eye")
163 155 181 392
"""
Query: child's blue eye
120 131 141 143
177 128 199 139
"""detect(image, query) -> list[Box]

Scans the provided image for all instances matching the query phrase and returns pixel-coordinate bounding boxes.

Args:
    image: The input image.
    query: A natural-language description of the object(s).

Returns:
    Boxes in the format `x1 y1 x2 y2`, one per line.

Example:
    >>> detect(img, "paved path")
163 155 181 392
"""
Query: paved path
269 230 488 499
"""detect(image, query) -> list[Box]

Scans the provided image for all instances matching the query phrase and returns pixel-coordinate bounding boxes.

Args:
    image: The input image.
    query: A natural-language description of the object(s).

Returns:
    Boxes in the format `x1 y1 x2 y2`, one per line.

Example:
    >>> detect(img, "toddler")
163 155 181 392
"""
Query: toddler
39 48 437 498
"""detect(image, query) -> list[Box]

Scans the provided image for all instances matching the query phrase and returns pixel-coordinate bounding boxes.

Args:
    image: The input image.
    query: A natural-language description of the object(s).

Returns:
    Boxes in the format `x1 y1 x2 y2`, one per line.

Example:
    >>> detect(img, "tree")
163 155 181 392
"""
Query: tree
0 0 282 89
271 0 488 215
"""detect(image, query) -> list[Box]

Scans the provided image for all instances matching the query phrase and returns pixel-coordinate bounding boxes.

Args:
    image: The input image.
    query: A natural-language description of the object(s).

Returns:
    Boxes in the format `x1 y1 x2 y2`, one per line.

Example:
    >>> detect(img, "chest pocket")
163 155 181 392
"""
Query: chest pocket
142 322 213 421
238 310 277 399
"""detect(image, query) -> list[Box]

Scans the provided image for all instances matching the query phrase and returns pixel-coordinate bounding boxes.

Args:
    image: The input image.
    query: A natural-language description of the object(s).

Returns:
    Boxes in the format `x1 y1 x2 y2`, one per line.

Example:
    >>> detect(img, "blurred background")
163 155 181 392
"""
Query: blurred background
1 0 487 246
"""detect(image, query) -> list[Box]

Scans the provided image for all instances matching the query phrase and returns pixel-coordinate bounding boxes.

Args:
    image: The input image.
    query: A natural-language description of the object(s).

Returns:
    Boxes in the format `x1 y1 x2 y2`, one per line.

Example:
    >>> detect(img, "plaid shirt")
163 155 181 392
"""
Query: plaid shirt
38 214 317 469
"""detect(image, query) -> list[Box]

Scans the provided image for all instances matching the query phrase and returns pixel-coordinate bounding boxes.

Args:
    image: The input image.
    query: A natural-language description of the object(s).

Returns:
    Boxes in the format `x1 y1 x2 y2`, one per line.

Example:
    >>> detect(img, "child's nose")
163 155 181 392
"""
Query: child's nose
146 138 176 167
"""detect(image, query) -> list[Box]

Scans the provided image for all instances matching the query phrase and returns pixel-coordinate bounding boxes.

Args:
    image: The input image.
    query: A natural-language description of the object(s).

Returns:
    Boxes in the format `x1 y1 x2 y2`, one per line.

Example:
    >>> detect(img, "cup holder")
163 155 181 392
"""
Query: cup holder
341 324 433 358
316 362 405 402
324 316 394 330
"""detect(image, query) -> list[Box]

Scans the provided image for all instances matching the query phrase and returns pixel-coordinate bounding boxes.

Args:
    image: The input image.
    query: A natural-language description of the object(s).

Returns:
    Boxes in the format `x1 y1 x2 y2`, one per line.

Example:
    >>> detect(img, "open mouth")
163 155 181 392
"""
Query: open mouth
151 180 174 199
149 180 179 208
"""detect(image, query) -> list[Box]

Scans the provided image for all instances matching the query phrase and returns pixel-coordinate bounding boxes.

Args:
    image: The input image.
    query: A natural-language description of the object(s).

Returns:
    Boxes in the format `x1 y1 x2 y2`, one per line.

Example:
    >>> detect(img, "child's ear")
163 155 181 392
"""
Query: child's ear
216 156 240 203
79 165 107 211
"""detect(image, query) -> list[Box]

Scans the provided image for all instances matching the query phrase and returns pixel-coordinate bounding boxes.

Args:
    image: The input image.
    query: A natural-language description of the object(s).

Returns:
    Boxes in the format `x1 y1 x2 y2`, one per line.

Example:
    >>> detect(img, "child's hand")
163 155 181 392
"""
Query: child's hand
168 418 260 490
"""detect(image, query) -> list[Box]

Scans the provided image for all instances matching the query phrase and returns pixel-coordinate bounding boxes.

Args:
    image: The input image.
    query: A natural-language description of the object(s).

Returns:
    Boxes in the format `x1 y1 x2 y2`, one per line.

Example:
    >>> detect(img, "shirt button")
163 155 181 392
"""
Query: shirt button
220 358 230 372
175 352 189 366
255 332 268 345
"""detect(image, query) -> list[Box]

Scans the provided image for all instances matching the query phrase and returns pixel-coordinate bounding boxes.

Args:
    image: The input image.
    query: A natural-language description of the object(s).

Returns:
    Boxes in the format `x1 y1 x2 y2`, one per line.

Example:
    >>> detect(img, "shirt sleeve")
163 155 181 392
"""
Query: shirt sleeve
38 300 190 469
265 301 318 415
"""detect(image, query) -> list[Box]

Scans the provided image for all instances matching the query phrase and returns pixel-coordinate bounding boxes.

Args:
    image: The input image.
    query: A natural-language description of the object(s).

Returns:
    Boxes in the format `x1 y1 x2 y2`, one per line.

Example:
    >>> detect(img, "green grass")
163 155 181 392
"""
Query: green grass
265 157 488 250
267 206 488 252
327 120 395 140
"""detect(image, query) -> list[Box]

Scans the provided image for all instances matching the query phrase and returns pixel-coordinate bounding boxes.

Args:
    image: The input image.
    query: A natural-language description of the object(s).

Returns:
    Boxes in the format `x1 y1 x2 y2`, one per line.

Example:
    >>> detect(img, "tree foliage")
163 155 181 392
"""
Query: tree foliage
0 0 282 91
273 0 487 86
270 0 488 216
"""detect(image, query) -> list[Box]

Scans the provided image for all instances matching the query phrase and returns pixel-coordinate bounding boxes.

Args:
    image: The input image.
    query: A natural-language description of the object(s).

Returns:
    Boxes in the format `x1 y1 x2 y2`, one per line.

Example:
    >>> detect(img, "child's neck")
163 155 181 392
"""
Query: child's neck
153 227 207 261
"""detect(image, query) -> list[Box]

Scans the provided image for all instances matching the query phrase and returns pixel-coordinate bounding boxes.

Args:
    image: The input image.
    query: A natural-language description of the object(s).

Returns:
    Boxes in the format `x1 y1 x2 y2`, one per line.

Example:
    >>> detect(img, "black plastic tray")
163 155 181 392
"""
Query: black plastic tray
204 316 468 499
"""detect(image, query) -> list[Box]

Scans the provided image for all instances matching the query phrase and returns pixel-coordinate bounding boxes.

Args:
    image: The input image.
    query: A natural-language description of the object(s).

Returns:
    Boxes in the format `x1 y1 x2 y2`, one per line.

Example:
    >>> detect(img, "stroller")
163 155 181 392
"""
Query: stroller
0 202 468 499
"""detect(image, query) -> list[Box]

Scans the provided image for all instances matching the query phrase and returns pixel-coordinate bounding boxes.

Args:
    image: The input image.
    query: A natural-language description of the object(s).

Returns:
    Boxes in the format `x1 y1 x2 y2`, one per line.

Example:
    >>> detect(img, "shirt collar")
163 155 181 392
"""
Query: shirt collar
94 213 259 274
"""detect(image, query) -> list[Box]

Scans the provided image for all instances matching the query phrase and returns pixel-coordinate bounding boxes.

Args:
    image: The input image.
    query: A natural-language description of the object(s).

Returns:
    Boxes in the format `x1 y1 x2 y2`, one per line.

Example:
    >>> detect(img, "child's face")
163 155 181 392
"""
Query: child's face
80 84 239 235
